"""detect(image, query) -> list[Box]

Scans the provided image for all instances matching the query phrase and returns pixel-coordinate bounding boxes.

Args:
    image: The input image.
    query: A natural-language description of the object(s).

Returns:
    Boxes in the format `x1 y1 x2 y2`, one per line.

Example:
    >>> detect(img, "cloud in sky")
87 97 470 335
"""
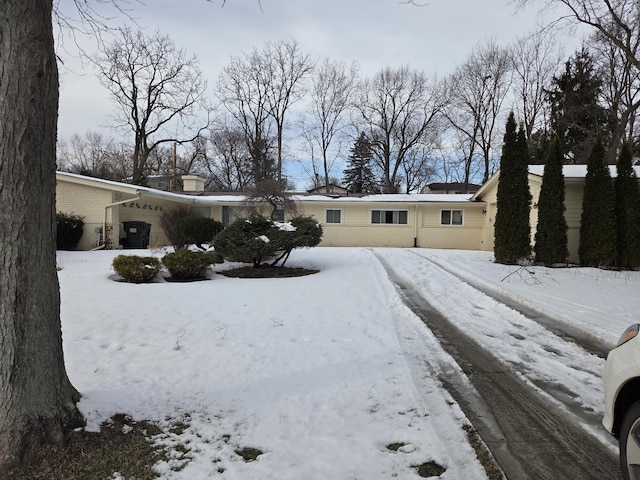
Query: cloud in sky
57 0 558 141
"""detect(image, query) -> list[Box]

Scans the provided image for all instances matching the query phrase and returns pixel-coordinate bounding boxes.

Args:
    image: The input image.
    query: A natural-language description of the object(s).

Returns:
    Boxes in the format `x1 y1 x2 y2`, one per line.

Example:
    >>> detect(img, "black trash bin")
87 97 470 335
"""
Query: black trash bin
122 221 151 249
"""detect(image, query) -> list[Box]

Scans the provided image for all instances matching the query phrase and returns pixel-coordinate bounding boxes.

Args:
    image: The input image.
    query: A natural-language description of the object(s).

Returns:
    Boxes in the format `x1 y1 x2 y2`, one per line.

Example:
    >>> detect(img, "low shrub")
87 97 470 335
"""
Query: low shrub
176 216 224 250
56 212 84 250
212 213 275 267
212 213 323 268
162 249 218 280
112 255 162 283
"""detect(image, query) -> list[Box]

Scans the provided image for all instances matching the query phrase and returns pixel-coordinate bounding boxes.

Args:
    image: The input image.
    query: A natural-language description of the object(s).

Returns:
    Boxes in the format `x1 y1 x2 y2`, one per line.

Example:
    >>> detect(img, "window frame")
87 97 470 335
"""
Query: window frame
325 208 342 224
440 209 464 226
370 209 409 225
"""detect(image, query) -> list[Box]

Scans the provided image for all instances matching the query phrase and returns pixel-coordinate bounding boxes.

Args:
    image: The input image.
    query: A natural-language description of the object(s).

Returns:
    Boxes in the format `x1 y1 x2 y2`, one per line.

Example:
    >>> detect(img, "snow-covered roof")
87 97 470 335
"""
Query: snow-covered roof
57 171 477 204
298 193 474 203
528 164 640 178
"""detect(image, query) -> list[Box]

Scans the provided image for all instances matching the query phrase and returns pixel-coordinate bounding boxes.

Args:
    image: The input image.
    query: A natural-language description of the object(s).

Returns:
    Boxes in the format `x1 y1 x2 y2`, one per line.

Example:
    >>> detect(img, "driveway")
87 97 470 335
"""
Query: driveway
375 251 621 480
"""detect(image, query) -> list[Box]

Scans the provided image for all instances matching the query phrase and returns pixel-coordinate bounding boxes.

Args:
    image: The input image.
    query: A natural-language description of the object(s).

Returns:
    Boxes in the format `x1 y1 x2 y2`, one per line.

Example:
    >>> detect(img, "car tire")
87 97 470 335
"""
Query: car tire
620 401 640 480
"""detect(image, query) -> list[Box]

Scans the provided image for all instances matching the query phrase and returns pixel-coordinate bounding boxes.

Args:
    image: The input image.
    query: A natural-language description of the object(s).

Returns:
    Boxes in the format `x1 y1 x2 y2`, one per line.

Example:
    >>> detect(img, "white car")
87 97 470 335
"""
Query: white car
603 324 640 480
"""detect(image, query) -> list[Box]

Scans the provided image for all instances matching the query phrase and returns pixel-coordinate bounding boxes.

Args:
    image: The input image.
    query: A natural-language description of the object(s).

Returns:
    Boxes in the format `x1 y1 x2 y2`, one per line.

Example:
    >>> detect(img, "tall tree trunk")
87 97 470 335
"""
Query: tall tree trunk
0 0 84 472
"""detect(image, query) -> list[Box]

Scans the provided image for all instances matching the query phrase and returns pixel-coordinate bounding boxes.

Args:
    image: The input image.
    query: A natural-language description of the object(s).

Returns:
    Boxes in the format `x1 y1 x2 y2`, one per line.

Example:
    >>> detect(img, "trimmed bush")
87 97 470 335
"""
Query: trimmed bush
212 213 275 267
176 216 224 250
212 212 322 268
112 255 162 283
162 249 218 280
56 212 84 250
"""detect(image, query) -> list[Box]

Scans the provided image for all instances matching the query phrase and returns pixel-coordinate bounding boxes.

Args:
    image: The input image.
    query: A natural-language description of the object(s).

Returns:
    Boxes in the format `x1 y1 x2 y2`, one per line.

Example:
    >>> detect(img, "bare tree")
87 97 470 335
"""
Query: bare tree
445 41 513 187
58 131 115 178
217 39 314 187
263 39 315 184
1 1 84 472
511 31 564 142
96 26 209 186
592 29 640 159
402 143 438 193
355 66 445 193
517 0 640 69
217 49 277 185
299 59 359 191
203 122 254 191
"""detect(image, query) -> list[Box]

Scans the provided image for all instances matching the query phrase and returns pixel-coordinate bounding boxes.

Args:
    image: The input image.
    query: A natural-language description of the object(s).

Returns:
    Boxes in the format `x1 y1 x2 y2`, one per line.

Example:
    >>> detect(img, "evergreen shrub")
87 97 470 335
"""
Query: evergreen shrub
56 212 84 250
112 255 161 283
579 135 617 267
176 216 224 250
212 213 275 266
494 113 532 264
162 249 218 280
212 212 322 268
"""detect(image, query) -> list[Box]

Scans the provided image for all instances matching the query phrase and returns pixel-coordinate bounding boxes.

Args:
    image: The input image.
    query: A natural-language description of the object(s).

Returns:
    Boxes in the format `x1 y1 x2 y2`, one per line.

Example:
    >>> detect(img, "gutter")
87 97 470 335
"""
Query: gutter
102 195 142 247
414 204 419 248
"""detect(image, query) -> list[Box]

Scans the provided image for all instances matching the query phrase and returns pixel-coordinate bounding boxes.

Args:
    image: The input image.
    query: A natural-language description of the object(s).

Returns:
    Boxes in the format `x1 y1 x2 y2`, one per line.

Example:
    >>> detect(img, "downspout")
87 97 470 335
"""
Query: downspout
102 195 142 247
414 204 419 248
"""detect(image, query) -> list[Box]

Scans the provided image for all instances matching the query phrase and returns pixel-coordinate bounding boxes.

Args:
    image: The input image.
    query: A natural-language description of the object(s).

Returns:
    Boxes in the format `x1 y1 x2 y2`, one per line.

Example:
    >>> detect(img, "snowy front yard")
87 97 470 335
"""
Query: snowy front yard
58 247 638 479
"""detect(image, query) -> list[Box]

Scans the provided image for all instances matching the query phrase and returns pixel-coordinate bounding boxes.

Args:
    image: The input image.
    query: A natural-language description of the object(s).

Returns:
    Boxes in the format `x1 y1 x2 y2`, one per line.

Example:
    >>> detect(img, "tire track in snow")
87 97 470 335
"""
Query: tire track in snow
412 249 612 359
373 249 620 480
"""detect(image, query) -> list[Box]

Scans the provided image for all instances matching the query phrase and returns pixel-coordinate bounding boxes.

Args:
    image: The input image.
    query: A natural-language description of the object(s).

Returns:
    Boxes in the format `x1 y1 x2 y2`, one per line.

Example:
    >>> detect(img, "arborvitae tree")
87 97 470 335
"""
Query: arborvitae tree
494 113 532 264
546 49 611 164
534 138 569 265
579 135 617 267
615 142 640 268
343 132 380 194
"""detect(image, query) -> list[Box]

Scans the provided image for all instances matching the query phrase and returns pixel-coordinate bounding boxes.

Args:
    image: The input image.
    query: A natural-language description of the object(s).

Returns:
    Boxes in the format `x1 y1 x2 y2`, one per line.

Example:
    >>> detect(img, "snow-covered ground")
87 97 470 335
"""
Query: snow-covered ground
57 247 639 479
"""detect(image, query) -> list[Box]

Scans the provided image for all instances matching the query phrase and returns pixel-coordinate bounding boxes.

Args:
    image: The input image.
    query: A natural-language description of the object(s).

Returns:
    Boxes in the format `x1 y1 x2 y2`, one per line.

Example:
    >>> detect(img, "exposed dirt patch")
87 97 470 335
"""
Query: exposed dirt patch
163 276 211 283
6 414 163 480
234 447 264 462
412 460 446 477
219 266 319 278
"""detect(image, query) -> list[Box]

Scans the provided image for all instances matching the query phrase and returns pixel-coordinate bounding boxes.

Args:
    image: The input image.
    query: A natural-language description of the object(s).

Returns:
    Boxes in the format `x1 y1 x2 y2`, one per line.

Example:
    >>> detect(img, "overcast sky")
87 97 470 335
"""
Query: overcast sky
56 0 564 142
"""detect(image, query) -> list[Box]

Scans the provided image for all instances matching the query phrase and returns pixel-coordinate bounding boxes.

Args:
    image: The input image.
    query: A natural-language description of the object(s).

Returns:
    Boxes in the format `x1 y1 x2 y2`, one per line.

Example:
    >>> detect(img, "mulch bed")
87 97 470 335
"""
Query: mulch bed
219 266 319 278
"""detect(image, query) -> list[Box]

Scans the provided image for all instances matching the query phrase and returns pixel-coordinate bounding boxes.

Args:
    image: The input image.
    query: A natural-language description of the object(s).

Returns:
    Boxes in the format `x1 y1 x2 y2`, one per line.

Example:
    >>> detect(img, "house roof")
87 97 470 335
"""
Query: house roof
528 164 640 178
471 164 640 202
425 182 482 192
57 171 479 205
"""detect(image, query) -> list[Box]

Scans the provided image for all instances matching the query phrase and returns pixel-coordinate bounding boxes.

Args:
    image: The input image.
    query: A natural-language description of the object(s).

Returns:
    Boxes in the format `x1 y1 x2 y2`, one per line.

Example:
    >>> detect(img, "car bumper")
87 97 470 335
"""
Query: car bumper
602 333 640 436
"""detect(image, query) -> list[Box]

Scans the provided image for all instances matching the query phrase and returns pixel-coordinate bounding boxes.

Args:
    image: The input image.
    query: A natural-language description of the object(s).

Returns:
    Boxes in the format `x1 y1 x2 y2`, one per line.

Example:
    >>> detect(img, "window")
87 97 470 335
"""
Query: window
221 206 244 226
190 206 211 218
441 209 463 226
325 209 342 224
371 210 408 225
272 209 285 222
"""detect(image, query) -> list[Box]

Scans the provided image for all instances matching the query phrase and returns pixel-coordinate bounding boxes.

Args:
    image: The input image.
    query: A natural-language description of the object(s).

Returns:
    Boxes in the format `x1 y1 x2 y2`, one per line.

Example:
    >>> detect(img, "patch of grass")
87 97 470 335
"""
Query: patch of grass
386 442 408 452
463 424 504 480
412 460 446 478
169 419 190 436
7 414 165 480
234 447 264 462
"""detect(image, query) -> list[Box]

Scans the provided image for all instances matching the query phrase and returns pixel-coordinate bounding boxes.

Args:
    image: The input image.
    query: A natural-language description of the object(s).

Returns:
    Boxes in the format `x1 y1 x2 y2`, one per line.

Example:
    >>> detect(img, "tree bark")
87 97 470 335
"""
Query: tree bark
0 0 84 472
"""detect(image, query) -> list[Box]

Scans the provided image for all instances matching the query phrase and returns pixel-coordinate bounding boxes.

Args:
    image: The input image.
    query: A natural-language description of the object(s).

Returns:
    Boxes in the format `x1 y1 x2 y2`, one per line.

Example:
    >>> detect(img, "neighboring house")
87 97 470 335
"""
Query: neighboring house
145 175 174 191
422 182 482 194
307 183 351 195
